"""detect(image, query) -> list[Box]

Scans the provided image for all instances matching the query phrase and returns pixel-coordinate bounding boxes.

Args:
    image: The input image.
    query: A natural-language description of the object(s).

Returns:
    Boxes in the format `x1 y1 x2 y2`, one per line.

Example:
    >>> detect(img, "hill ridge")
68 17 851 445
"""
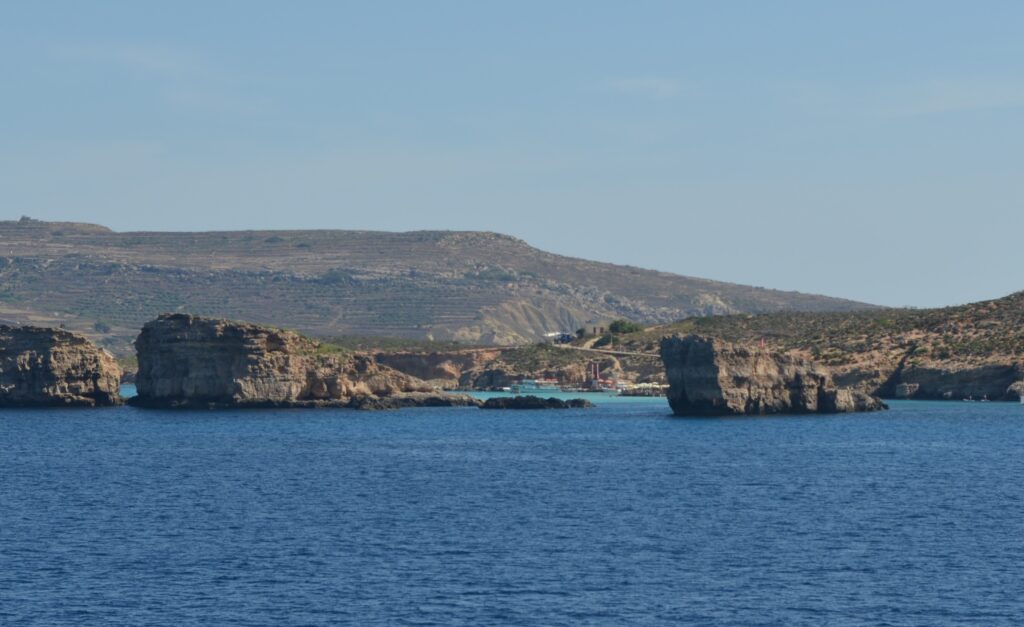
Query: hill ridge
0 218 877 354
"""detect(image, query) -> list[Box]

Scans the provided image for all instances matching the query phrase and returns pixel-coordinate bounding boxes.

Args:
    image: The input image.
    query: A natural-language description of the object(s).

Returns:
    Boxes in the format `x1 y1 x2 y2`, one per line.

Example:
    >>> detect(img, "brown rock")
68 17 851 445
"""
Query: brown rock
659 335 885 416
131 314 467 409
0 326 121 407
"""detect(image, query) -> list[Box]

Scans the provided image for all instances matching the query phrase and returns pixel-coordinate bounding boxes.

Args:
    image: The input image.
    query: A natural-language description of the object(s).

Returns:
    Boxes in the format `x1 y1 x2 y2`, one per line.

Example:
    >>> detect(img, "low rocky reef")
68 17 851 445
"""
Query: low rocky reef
660 335 886 416
130 314 476 409
0 326 121 407
480 395 594 410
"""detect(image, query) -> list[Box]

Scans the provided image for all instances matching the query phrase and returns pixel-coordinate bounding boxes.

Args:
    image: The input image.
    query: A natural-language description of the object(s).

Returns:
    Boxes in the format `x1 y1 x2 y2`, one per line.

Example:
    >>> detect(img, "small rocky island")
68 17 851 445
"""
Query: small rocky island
0 326 121 407
480 396 594 410
130 314 478 409
660 335 886 416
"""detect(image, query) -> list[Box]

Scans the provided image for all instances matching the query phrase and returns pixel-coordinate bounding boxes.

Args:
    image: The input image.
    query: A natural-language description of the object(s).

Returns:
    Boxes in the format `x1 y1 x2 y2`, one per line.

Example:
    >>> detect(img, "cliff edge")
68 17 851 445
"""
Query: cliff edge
660 335 885 416
131 314 478 409
0 326 121 407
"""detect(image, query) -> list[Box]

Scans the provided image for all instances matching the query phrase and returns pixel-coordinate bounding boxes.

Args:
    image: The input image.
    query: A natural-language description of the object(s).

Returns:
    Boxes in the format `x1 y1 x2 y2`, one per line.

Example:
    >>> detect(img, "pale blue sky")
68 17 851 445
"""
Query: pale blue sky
2 1 1022 307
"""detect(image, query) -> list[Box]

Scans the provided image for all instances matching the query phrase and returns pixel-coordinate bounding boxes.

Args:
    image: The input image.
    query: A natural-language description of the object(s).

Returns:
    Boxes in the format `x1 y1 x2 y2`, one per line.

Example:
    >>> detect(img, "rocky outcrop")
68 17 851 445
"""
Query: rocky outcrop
1007 381 1024 401
375 347 664 391
374 349 504 390
0 326 121 407
479 396 594 410
660 335 885 416
131 314 474 409
879 363 1023 400
346 392 481 410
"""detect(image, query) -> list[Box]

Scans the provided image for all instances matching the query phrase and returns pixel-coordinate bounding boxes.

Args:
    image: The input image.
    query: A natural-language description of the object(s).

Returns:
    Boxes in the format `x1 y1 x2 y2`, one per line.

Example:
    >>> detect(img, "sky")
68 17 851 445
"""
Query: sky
2 1 1022 308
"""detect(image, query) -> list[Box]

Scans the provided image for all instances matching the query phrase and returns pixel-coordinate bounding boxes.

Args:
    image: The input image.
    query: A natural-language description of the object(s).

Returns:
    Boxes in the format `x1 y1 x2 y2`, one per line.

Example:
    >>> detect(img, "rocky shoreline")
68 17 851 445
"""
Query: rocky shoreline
0 326 121 407
660 335 886 416
1 312 1018 415
128 314 475 410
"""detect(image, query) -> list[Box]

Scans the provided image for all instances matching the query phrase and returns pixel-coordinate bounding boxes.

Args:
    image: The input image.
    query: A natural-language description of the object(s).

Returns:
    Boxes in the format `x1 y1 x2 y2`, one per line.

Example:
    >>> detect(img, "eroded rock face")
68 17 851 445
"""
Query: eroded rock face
1007 381 1024 401
0 326 121 407
131 314 470 409
659 335 885 416
882 364 1022 400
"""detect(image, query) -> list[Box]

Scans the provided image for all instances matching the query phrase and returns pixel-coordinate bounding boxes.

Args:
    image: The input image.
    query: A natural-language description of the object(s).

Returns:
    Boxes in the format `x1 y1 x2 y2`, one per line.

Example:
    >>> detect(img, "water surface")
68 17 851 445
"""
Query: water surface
3 400 1023 625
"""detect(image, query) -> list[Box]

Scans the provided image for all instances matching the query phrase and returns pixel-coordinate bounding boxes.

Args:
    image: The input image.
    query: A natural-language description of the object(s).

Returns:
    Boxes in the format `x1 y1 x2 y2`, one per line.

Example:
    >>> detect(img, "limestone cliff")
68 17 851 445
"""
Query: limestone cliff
659 335 885 416
131 314 478 409
0 326 121 407
375 345 664 390
621 291 1024 402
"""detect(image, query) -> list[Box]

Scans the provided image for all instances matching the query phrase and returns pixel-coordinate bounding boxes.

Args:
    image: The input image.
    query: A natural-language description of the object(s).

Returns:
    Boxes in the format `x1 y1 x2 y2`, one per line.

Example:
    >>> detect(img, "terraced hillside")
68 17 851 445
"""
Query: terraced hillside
0 217 874 354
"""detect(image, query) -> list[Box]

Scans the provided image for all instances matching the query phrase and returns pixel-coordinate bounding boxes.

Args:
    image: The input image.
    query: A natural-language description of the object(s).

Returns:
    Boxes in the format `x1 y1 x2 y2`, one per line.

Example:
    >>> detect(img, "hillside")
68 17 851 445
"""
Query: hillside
614 291 1024 399
0 217 874 353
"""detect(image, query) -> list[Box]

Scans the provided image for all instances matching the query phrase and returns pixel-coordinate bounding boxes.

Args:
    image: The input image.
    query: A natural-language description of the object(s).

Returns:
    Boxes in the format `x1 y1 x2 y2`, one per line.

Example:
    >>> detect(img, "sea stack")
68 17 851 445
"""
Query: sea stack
0 326 122 407
131 313 479 409
659 334 885 416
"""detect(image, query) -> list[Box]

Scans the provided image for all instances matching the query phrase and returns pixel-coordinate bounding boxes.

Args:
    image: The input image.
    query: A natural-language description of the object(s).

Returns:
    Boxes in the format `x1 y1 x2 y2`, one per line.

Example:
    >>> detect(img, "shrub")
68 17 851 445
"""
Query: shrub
609 319 642 334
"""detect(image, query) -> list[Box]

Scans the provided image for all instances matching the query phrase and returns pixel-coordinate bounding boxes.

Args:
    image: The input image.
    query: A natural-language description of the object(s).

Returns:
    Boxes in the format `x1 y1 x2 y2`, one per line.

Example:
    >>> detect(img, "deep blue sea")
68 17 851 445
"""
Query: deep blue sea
3 397 1024 626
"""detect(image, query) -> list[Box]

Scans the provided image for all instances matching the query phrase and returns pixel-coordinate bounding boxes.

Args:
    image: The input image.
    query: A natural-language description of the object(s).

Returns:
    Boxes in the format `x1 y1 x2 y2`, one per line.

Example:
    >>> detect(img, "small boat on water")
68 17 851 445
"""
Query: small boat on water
510 378 561 394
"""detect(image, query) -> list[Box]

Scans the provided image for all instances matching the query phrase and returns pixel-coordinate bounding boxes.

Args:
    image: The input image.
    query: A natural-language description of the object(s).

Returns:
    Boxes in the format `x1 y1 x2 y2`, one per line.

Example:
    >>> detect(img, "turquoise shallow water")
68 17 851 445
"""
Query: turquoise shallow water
118 384 664 405
3 400 1024 625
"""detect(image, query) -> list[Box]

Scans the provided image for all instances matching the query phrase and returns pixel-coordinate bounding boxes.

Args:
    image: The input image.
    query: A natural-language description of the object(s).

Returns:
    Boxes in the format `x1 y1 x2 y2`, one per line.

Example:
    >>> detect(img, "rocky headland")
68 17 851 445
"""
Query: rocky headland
612 291 1024 403
130 314 478 409
660 335 886 416
0 326 121 407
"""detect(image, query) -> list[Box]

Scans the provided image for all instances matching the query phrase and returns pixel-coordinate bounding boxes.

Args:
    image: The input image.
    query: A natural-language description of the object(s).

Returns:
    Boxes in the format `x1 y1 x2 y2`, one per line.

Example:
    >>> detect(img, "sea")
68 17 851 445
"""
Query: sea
3 392 1024 625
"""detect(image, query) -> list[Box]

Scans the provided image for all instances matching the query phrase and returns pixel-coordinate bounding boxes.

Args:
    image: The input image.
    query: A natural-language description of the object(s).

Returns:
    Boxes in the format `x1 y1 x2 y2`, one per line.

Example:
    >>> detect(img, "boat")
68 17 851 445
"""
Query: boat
510 378 561 394
618 383 669 397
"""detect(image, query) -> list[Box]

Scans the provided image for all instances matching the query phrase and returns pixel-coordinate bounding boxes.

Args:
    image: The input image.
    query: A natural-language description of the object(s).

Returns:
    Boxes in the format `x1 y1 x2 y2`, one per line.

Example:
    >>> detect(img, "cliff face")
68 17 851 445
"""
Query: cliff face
132 314 476 408
0 326 121 407
622 291 1024 402
882 363 1024 400
659 335 885 416
374 350 504 389
375 346 664 390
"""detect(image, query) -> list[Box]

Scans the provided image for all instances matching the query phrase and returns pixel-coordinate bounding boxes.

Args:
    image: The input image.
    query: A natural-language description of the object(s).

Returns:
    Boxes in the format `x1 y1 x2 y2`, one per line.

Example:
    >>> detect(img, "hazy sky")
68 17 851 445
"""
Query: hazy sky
2 1 1022 307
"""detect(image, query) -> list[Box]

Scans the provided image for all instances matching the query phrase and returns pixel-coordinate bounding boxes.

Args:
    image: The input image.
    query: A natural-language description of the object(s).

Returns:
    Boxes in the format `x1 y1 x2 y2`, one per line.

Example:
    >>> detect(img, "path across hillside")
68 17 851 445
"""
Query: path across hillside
553 344 659 358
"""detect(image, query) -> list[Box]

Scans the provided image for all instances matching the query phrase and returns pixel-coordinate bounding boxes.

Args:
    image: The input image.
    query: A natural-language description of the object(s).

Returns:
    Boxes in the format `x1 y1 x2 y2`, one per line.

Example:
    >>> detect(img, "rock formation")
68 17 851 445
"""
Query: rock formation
880 363 1023 401
479 396 594 410
659 335 885 416
0 326 121 407
131 314 477 409
374 346 664 391
1007 380 1024 401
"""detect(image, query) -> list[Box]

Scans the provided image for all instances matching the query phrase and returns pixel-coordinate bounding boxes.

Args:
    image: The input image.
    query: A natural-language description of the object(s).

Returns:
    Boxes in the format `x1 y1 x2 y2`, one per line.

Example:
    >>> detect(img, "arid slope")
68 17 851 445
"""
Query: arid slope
0 217 874 353
617 291 1024 400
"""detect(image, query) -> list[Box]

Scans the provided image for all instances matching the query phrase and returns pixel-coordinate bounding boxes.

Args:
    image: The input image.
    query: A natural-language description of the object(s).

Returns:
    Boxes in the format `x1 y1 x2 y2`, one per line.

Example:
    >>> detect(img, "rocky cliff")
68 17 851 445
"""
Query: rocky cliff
374 345 665 390
619 291 1024 402
659 335 885 416
131 314 478 409
0 326 121 407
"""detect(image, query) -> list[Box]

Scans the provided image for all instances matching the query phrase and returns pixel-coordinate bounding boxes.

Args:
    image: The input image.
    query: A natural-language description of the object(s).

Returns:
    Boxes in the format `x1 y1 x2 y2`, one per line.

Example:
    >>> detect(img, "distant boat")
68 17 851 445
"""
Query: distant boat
510 378 560 394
